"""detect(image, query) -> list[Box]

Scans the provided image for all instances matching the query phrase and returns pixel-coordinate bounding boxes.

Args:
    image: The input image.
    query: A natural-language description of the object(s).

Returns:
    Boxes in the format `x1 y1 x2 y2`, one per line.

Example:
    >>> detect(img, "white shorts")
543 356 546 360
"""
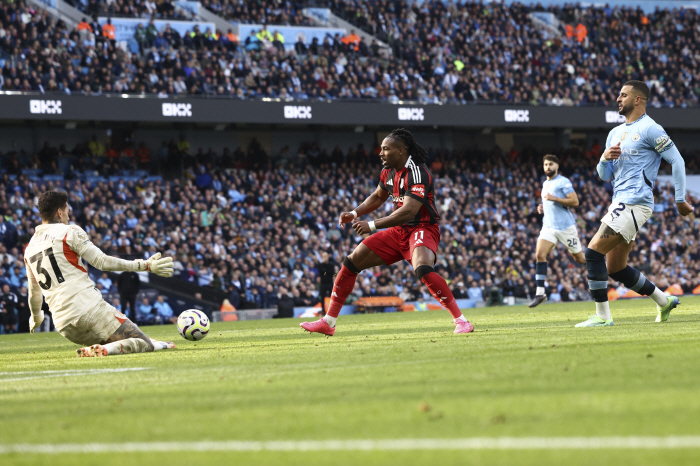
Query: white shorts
601 202 653 243
59 301 126 346
538 225 583 254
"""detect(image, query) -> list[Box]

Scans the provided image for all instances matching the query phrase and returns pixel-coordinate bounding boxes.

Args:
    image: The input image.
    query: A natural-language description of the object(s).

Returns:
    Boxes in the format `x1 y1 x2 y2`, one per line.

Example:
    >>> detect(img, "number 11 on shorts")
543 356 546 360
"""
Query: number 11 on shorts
414 231 424 241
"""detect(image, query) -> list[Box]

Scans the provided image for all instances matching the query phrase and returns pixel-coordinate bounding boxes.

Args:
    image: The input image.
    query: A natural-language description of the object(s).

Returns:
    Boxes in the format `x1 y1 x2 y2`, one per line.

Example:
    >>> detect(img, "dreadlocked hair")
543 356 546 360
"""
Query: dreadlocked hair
389 128 428 164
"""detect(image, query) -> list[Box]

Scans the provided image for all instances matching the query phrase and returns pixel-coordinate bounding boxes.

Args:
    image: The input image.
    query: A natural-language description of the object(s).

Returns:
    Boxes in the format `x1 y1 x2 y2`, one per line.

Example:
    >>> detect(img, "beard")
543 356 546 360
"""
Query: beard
545 169 557 177
619 102 634 115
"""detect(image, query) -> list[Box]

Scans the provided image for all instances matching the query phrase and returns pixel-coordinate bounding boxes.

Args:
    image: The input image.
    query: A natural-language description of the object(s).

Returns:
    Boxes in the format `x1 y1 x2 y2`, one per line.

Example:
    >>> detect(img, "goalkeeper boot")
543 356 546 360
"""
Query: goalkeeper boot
300 319 335 337
575 315 614 327
76 344 108 357
656 296 680 323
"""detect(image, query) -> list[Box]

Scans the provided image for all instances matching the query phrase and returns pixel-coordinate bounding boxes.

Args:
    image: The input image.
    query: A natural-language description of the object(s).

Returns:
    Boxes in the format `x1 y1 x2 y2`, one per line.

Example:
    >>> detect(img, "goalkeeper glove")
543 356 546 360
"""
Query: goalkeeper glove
135 252 174 277
29 312 44 334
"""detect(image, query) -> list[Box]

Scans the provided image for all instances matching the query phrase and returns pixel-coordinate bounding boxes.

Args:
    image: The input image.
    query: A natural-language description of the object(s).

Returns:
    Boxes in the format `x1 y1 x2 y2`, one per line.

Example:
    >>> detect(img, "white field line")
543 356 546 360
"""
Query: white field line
3 437 700 454
0 367 150 383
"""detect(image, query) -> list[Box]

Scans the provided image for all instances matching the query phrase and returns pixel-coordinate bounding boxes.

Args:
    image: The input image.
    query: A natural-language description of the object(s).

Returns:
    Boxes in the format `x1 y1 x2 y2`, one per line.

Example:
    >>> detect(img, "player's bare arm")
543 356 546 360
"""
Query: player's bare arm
543 191 580 208
338 184 390 227
352 196 422 235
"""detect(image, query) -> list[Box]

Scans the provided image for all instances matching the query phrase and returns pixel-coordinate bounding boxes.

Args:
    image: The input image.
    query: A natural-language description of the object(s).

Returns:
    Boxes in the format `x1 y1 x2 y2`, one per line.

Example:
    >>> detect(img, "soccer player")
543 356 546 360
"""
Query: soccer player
300 128 473 336
529 154 586 308
24 190 176 356
577 80 694 327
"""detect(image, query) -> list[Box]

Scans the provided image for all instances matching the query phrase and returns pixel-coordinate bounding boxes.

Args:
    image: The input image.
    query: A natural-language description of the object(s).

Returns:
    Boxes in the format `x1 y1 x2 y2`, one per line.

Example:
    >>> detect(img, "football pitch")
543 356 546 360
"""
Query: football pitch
2 298 700 466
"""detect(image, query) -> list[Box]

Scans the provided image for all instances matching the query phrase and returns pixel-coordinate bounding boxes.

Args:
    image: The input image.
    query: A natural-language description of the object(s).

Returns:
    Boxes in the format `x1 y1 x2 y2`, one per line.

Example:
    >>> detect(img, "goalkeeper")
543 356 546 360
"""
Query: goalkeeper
24 190 176 357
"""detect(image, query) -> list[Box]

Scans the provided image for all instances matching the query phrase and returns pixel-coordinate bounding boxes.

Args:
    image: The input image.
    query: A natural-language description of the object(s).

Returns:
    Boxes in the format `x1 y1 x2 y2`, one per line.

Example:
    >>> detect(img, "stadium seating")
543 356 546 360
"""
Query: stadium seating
0 1 698 105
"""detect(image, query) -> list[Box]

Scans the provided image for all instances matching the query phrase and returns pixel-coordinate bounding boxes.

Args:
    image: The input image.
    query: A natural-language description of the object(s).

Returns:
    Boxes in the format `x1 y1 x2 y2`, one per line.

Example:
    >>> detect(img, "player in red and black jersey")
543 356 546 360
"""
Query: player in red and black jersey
301 128 473 336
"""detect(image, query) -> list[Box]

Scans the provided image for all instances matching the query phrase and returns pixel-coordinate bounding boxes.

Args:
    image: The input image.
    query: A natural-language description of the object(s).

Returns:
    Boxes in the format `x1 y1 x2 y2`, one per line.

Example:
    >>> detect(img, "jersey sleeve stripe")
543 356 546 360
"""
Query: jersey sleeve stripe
408 161 421 183
63 234 87 273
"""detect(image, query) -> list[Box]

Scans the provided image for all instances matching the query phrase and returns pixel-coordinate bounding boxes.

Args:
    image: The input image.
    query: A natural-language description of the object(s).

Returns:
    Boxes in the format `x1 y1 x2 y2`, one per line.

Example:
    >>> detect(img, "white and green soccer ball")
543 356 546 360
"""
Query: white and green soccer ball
177 309 210 341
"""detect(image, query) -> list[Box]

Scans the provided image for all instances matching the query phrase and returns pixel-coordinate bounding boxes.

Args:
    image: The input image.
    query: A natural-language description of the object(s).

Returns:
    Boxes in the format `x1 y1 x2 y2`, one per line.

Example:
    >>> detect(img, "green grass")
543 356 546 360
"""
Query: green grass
2 298 700 465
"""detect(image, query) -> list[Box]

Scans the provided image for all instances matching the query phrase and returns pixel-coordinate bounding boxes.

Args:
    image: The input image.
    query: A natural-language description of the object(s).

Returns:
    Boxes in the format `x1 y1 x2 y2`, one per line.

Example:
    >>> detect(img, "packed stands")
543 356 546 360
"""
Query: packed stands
1 1 698 105
66 0 194 21
199 0 311 26
1 138 699 322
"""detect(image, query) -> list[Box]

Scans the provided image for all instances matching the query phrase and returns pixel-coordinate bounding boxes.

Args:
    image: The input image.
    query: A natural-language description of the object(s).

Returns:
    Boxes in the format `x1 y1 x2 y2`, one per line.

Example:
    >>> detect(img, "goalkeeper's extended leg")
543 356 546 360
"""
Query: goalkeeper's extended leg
77 320 155 357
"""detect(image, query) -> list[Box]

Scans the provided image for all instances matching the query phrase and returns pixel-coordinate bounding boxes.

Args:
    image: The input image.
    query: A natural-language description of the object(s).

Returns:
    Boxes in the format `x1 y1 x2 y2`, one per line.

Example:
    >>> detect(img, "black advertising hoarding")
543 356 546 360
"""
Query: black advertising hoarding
1 94 699 129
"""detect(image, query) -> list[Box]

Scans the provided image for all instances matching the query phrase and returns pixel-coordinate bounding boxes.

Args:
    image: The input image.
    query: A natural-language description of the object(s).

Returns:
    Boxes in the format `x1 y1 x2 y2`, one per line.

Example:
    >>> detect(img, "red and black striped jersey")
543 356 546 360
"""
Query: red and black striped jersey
378 156 440 226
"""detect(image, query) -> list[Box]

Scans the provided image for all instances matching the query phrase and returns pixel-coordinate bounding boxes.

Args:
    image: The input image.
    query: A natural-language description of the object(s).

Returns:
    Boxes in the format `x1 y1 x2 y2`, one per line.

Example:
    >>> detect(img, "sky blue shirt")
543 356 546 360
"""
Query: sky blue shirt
598 113 686 209
542 174 576 230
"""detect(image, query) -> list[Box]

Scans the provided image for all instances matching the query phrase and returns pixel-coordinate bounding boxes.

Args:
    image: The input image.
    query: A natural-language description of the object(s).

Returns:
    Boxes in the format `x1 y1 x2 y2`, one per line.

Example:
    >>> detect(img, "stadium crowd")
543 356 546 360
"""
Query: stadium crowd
0 136 699 333
67 0 194 21
0 1 698 105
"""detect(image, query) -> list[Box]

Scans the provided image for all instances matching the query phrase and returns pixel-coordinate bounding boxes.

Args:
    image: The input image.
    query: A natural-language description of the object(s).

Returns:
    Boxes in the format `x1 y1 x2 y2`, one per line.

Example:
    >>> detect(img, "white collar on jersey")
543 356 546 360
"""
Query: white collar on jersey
403 155 413 168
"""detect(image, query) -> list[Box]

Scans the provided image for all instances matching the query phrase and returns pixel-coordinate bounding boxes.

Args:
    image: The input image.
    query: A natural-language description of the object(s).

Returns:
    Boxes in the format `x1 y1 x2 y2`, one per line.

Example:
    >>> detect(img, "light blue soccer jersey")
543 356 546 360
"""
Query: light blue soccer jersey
542 174 576 230
598 113 686 209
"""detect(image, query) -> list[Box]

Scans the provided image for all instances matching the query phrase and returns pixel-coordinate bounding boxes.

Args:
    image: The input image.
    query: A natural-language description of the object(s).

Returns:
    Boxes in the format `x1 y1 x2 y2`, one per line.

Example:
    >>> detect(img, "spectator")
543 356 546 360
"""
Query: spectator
275 287 295 318
97 272 113 294
467 281 483 301
117 271 140 321
137 297 157 325
1 284 18 334
153 295 175 323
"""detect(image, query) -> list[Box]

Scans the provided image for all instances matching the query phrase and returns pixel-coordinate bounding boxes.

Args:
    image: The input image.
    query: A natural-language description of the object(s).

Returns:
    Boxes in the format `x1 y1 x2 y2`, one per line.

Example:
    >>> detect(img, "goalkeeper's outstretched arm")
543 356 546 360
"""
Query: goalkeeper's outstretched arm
67 227 174 277
79 242 173 276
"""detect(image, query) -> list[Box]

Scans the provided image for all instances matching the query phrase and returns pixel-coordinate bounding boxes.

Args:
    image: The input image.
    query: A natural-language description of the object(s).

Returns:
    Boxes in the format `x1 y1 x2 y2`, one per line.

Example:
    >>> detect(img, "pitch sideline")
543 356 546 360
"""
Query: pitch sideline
3 437 700 454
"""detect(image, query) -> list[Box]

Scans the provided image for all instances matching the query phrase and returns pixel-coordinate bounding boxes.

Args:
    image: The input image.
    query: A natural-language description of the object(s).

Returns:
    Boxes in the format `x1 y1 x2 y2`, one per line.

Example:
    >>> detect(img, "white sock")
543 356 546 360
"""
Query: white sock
536 287 545 296
323 315 337 327
103 337 150 355
649 288 669 307
454 315 467 323
595 301 612 321
150 340 171 351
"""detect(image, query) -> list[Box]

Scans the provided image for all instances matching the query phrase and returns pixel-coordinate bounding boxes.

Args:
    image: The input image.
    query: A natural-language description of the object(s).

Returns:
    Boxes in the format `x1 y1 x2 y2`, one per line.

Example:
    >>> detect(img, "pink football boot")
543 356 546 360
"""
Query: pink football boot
454 320 474 334
300 319 335 336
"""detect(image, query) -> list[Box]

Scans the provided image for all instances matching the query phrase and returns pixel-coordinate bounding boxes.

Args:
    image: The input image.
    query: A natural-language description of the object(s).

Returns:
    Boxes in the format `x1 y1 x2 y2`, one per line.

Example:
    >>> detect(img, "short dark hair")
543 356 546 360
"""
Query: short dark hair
623 80 650 101
38 190 68 221
543 154 560 165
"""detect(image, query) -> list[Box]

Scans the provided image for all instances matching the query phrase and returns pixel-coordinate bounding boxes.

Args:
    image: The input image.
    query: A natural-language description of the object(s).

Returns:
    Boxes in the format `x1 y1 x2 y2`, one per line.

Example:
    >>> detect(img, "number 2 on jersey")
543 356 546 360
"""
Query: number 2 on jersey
29 247 65 290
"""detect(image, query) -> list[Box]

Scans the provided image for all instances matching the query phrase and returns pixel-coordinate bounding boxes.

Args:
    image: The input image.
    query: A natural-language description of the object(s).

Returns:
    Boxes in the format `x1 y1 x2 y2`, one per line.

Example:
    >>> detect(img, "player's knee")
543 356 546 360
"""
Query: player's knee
414 265 433 280
574 253 587 264
343 257 361 274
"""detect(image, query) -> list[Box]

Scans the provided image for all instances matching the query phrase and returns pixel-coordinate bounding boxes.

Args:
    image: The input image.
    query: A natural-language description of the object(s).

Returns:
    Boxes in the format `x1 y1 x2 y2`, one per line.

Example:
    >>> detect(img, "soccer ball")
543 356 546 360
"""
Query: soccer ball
177 310 210 341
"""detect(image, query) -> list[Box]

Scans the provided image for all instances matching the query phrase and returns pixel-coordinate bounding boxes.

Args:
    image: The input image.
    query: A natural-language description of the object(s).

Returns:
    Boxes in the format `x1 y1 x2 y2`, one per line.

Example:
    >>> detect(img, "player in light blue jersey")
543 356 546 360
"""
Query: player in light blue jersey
530 154 586 308
577 80 694 327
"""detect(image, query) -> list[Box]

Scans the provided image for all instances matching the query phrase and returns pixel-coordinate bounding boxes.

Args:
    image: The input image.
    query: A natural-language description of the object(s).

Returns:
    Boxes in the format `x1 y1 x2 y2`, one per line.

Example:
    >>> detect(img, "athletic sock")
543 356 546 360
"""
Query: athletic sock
323 315 337 327
595 301 612 320
535 261 547 296
650 287 669 307
325 265 358 321
608 266 667 306
420 272 463 320
150 340 171 351
102 337 150 355
585 248 611 316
